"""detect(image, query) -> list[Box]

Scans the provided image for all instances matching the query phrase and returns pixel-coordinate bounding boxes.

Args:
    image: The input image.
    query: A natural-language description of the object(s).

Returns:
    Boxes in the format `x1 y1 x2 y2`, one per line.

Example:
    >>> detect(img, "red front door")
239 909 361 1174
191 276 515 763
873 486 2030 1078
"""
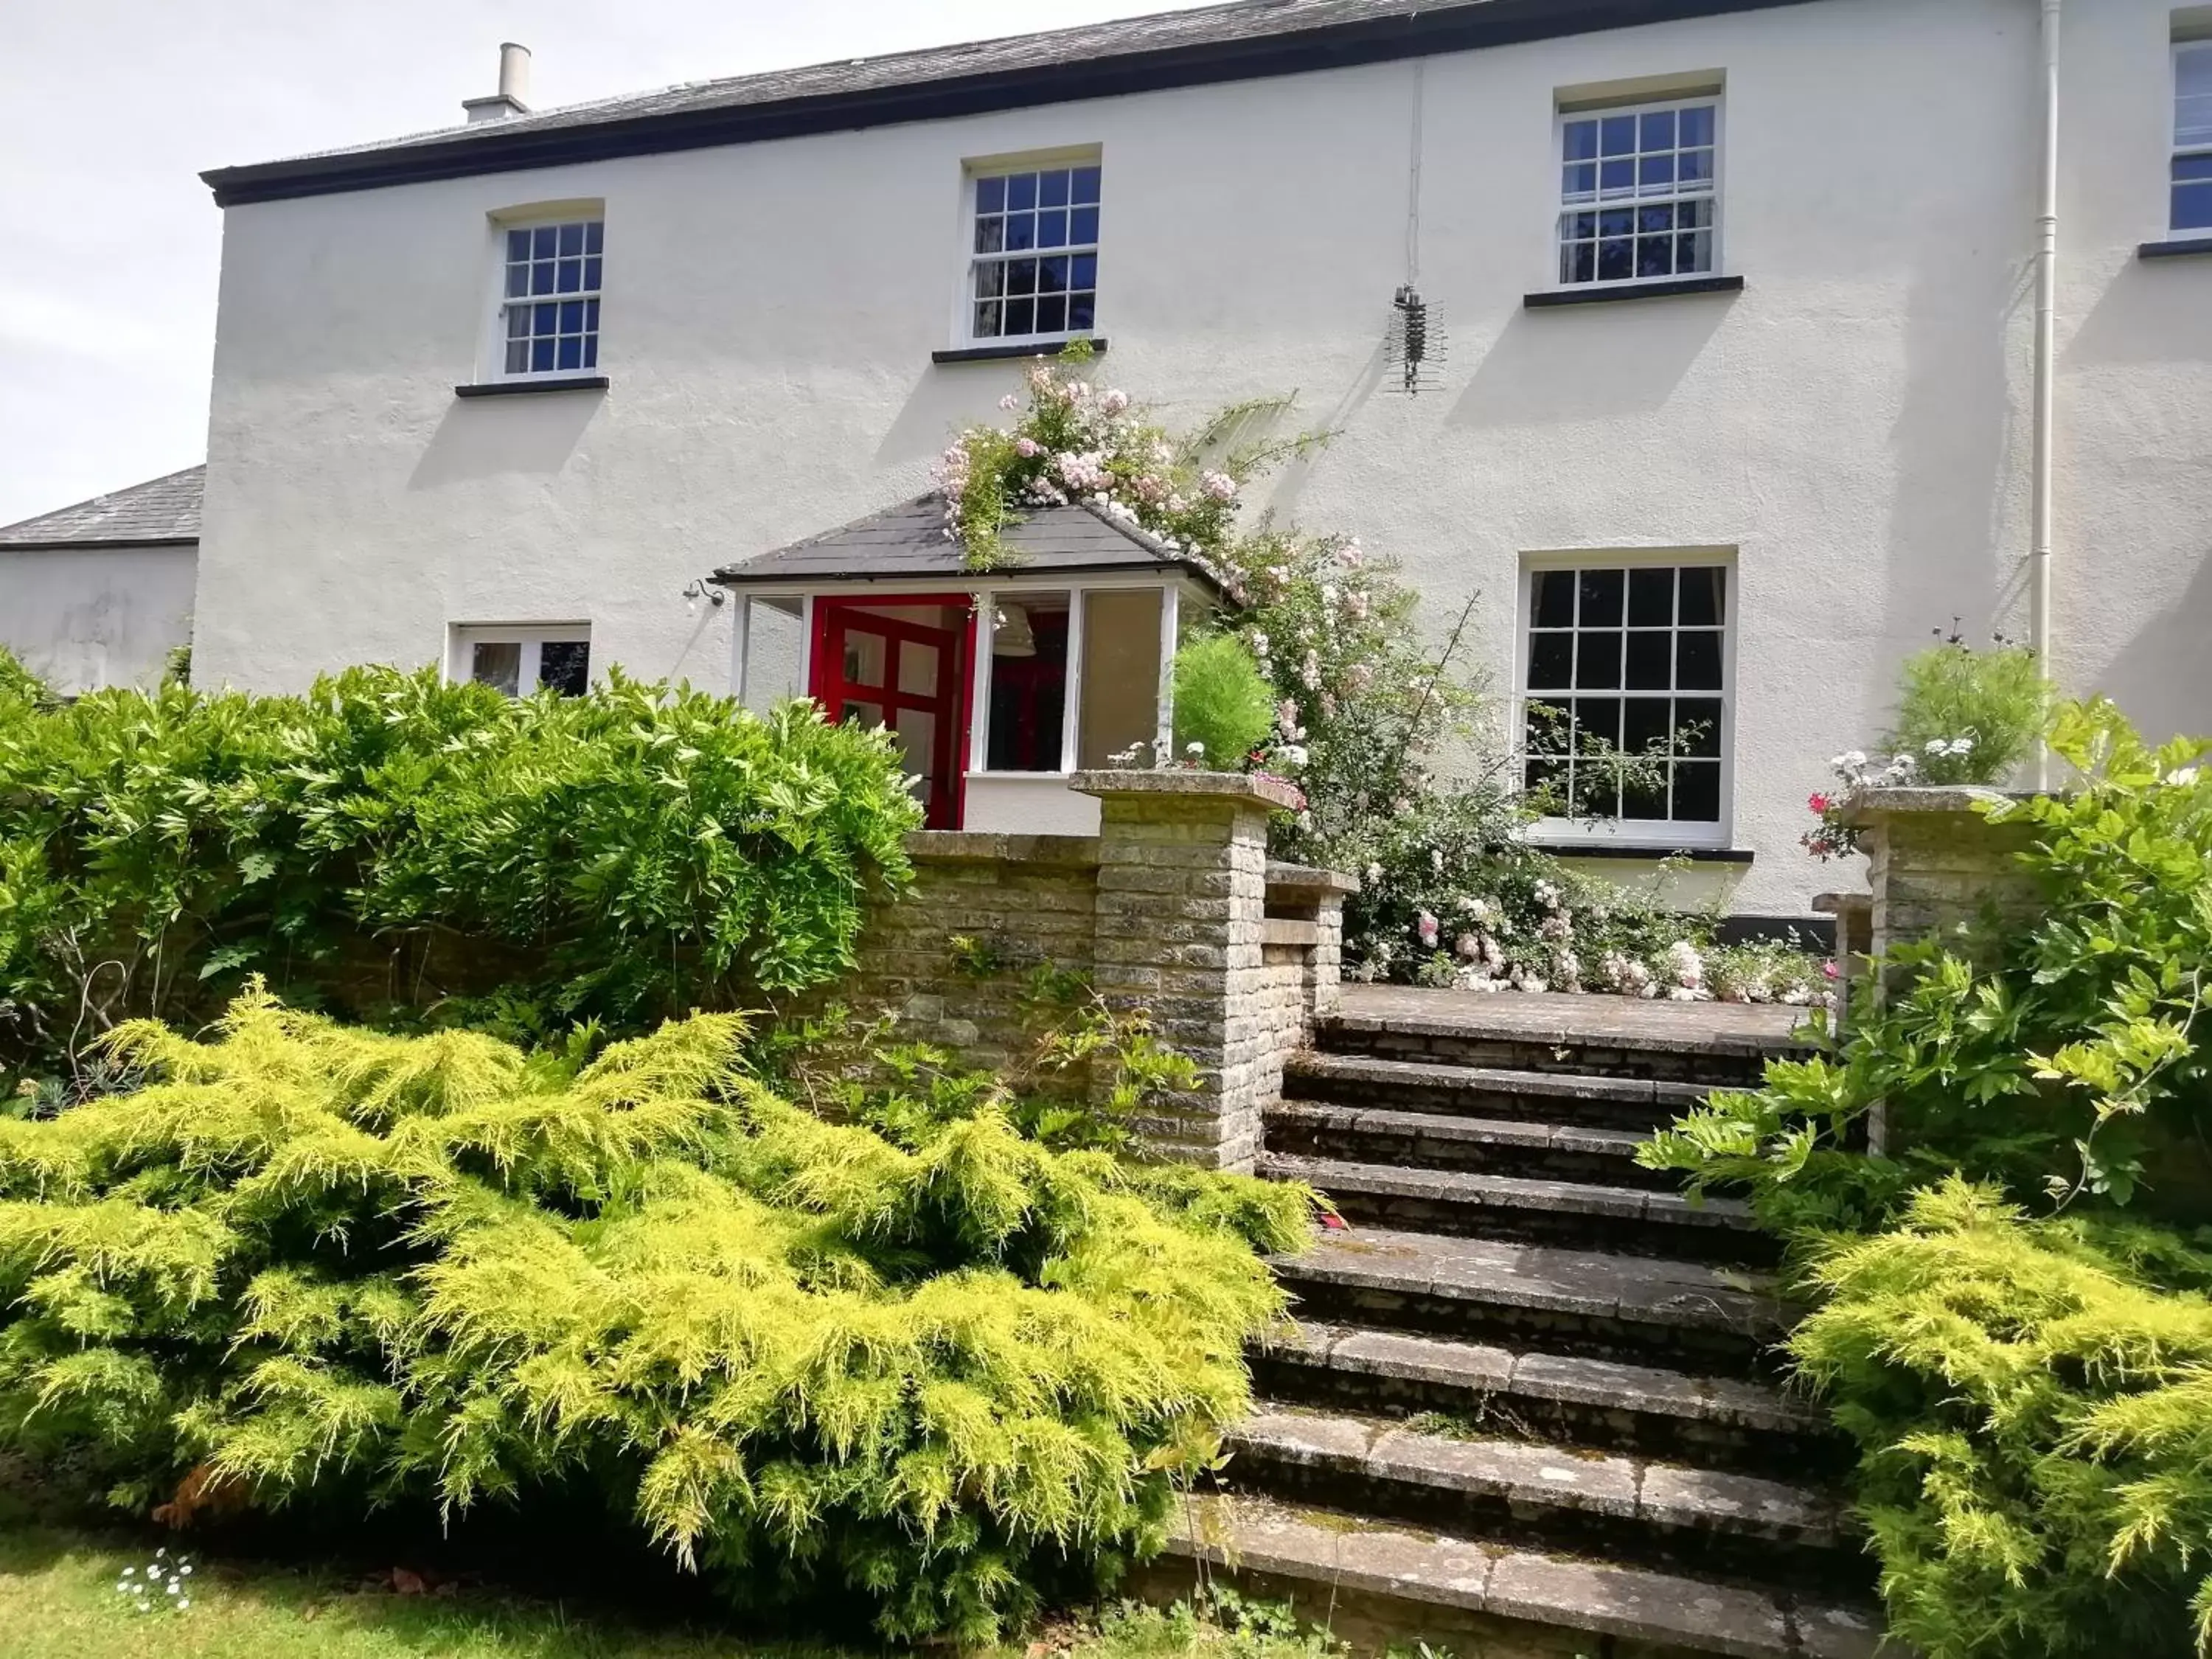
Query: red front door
810 597 973 830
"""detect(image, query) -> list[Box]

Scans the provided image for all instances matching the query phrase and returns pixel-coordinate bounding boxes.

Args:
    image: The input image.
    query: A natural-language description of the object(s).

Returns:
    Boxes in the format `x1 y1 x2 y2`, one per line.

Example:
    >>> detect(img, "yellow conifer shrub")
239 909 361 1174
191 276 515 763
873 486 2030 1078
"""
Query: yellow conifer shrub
0 986 1312 1640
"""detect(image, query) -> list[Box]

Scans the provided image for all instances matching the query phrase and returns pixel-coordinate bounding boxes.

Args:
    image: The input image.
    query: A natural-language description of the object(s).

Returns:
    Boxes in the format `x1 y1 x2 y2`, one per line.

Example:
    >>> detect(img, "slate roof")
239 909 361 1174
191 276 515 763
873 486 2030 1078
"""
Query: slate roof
202 0 1784 204
714 493 1228 595
0 466 204 550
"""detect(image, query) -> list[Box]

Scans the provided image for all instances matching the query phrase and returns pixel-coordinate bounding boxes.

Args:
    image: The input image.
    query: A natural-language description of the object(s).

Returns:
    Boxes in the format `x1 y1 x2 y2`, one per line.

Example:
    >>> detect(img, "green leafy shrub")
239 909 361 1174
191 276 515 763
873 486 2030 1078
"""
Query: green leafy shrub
0 987 1312 1641
1884 632 2053 787
1169 636 1276 771
0 667 919 1078
1644 700 2212 1227
1790 1180 2212 1658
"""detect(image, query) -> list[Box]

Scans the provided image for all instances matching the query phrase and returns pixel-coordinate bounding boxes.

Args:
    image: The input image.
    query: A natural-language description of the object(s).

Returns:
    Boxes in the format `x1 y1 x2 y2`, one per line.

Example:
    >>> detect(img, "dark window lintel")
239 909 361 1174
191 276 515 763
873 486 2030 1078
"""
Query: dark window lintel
2139 237 2212 260
1534 842 1753 864
1525 274 1745 309
455 375 611 398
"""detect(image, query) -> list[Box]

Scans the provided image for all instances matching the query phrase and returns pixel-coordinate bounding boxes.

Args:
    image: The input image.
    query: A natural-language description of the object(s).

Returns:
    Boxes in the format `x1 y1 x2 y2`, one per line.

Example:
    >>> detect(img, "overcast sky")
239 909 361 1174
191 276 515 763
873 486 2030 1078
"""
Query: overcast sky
0 0 1214 526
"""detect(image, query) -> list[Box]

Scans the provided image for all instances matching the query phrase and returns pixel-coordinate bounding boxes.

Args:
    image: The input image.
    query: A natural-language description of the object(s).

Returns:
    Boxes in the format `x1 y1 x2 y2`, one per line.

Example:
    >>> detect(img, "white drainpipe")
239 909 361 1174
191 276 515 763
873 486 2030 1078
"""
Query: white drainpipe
2030 0 2062 787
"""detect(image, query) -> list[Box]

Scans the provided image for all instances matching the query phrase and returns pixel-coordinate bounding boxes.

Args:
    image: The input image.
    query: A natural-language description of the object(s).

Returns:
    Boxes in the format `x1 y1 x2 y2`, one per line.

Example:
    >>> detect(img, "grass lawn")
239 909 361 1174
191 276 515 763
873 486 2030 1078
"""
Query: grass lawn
0 1483 1319 1659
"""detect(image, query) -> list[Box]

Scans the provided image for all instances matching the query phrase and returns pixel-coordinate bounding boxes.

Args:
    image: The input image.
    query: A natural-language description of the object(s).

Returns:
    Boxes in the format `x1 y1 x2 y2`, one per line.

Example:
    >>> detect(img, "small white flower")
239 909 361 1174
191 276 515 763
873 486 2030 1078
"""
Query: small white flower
180 1565 192 1576
1185 740 1206 757
178 1599 190 1610
1924 738 1947 755
122 1568 136 1579
1952 736 1975 754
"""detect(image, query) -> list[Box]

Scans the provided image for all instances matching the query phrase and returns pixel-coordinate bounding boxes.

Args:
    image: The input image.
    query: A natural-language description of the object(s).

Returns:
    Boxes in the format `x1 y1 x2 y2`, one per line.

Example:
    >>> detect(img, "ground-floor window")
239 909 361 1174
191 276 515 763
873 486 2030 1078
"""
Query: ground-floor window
1521 559 1729 838
450 624 591 697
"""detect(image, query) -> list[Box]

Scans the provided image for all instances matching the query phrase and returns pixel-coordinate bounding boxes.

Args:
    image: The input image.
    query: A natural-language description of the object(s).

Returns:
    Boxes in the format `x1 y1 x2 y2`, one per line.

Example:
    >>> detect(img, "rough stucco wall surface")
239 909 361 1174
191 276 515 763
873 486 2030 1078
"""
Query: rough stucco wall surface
192 0 2212 917
0 547 197 692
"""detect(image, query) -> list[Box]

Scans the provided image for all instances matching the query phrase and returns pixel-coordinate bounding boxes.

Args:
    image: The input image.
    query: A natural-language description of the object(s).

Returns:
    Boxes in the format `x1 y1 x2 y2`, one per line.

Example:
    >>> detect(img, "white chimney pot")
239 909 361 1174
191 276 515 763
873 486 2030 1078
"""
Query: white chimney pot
462 41 532 124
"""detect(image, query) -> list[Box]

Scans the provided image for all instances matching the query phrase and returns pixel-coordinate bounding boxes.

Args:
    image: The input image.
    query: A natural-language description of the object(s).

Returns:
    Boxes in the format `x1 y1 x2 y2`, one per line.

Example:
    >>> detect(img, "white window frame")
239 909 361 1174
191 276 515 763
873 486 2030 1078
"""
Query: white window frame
964 579 1177 776
448 623 593 696
1551 95 1725 291
956 153 1103 349
1515 552 1736 850
2174 41 2212 234
483 208 605 383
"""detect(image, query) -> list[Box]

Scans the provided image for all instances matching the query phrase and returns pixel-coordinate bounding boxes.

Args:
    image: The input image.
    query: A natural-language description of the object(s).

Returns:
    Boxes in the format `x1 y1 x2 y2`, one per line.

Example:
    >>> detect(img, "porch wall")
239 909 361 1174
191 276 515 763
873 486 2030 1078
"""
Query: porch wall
824 771 1354 1172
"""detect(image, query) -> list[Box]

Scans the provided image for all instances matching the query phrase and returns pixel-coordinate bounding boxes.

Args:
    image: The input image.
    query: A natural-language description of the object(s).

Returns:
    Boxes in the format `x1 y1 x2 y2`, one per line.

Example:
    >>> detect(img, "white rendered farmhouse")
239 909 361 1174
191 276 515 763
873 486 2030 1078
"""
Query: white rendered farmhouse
181 0 2212 921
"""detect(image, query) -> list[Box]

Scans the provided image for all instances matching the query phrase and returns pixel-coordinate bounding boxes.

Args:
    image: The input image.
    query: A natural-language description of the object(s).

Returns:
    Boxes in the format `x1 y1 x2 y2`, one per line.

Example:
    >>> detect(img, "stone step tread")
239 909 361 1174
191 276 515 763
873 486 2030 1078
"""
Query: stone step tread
1167 1490 1884 1659
1274 1224 1787 1335
1324 989 1809 1057
1287 1050 1716 1107
1267 1100 1651 1158
1262 1321 1828 1436
1226 1406 1845 1547
1262 1152 1759 1232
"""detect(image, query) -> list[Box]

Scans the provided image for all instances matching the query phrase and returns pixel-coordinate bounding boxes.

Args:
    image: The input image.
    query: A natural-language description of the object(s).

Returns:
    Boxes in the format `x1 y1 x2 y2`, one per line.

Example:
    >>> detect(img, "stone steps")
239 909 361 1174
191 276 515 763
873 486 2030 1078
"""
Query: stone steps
1264 1097 1677 1189
1221 1406 1863 1598
1262 1152 1775 1267
1166 1491 1885 1659
1318 1002 1787 1088
1285 1051 1715 1134
1251 1321 1840 1478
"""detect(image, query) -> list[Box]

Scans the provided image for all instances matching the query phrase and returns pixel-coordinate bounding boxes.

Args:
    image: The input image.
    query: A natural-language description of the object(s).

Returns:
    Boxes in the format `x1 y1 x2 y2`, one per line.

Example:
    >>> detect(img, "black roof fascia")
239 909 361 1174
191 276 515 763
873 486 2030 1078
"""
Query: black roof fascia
203 0 1801 206
712 558 1233 602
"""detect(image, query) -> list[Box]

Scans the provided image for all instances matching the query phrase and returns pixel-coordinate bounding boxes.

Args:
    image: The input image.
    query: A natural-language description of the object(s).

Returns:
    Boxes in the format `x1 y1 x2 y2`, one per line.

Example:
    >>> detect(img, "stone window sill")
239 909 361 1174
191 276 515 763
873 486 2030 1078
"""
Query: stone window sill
1524 275 1745 310
2139 237 2212 260
933 338 1108 364
454 375 610 398
1533 843 1754 864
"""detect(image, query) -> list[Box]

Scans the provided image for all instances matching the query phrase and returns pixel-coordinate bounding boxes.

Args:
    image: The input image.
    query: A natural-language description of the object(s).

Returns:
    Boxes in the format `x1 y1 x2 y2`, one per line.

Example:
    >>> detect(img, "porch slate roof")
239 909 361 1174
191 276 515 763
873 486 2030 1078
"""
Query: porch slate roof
712 492 1231 597
0 465 204 550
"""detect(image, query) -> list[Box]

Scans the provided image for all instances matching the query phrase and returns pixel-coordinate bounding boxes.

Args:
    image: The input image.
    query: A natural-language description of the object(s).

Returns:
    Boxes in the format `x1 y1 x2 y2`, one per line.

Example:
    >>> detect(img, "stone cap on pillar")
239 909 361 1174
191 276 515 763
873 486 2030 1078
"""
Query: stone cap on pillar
1266 860 1362 897
1070 768 1307 813
1838 785 2037 826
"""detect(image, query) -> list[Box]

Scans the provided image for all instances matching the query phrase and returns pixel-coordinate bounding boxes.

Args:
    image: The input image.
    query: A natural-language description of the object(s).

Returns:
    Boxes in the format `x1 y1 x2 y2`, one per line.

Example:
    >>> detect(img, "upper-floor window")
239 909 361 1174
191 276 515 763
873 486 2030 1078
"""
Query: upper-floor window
1523 560 1730 838
967 161 1100 344
2175 41 2212 232
1557 100 1718 286
501 220 603 376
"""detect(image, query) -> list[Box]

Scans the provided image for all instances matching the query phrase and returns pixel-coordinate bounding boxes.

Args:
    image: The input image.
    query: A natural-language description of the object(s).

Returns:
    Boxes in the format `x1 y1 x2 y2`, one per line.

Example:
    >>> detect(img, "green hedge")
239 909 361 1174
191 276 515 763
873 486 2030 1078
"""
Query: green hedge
0 659 921 1075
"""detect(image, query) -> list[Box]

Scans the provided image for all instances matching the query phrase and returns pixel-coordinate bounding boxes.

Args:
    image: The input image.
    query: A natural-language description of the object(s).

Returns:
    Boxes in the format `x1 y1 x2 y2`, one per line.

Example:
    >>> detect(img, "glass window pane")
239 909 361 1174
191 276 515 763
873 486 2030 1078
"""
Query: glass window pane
1564 119 1599 161
1627 568 1673 626
470 641 521 696
1005 259 1038 295
1007 172 1037 210
1640 155 1676 191
532 226 557 259
1601 115 1636 155
1679 566 1725 626
1675 698 1724 758
1036 209 1068 248
1068 293 1096 331
1680 105 1716 147
583 256 602 289
1641 110 1676 150
1070 206 1099 244
975 217 1004 254
978 175 1006 213
1072 166 1102 204
557 258 582 293
1623 697 1672 756
1034 295 1068 334
507 229 531 261
1006 214 1037 251
585 298 599 329
1637 236 1674 278
1040 169 1071 207
1564 240 1596 284
1598 237 1633 280
1576 631 1623 689
2179 44 2212 146
557 223 583 257
1071 253 1098 288
585 221 604 254
1676 630 1723 689
2178 178 2212 231
539 640 590 697
974 261 1006 299
504 341 529 374
975 300 1003 338
1078 589 1162 768
1526 698 1572 756
507 306 529 338
1533 569 1576 627
557 335 581 371
1577 568 1625 626
1621 766 1669 821
1005 298 1034 335
1038 256 1068 293
505 264 528 298
1601 158 1636 195
1624 630 1672 689
1528 632 1573 689
1679 148 1714 186
582 336 598 369
559 300 584 332
987 597 1071 771
532 338 555 372
1672 761 1722 822
1564 162 1598 199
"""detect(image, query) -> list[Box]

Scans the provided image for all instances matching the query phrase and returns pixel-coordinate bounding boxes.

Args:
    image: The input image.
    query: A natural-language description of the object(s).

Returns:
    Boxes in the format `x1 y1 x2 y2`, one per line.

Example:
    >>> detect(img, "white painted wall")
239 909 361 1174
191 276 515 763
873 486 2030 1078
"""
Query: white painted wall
0 546 196 692
193 0 2212 915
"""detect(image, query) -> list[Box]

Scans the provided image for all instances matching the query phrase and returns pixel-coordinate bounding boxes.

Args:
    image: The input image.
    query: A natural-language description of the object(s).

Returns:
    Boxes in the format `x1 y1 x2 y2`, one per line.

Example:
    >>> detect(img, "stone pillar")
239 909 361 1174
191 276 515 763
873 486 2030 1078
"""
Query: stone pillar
1071 770 1306 1172
1265 862 1360 1026
1840 786 2043 969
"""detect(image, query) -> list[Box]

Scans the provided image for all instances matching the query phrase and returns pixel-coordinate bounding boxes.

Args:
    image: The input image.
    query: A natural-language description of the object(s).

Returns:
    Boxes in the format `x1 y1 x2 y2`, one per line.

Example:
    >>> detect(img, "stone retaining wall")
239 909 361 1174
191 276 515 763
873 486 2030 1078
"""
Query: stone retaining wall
818 771 1356 1172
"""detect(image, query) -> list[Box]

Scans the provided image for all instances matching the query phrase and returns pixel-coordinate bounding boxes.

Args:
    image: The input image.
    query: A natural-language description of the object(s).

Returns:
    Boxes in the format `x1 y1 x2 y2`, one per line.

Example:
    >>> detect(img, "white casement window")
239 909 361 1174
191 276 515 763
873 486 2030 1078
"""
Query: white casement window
451 625 592 697
1522 561 1731 840
499 220 603 376
966 160 1101 344
1557 99 1719 285
2175 41 2212 233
